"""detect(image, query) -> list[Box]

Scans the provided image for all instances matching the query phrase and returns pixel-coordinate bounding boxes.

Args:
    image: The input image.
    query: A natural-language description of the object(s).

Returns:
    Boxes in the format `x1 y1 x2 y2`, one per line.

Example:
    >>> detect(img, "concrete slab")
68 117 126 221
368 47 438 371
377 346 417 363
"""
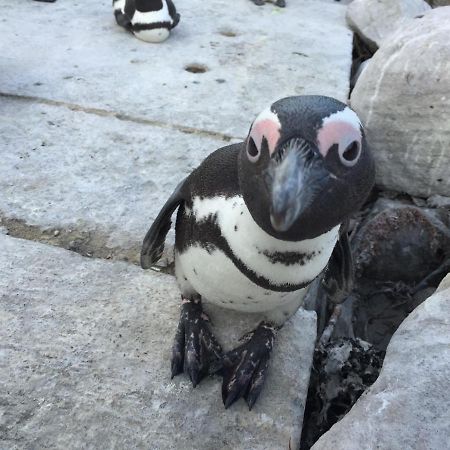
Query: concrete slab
0 97 226 262
0 234 316 449
0 0 353 137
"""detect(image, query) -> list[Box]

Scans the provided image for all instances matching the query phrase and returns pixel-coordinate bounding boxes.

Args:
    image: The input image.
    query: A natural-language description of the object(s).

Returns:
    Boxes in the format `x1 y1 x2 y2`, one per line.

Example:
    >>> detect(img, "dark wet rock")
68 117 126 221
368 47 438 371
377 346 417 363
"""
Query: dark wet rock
300 338 384 450
352 205 450 284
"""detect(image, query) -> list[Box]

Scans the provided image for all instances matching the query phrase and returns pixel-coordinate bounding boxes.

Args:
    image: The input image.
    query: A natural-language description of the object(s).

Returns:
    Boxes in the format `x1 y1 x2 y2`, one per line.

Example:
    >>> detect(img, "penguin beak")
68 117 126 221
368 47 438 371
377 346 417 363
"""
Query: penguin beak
268 139 330 232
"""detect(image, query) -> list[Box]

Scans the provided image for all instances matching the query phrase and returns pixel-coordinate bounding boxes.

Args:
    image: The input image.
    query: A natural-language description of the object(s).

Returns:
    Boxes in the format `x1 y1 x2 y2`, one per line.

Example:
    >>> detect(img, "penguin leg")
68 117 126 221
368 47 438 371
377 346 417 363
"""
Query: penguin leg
216 321 277 410
171 294 223 387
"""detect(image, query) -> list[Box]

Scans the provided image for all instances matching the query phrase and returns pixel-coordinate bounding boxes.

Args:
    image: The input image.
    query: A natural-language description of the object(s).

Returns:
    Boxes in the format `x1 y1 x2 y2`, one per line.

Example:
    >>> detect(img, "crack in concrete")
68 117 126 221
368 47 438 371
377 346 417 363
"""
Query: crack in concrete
0 92 243 143
0 215 174 274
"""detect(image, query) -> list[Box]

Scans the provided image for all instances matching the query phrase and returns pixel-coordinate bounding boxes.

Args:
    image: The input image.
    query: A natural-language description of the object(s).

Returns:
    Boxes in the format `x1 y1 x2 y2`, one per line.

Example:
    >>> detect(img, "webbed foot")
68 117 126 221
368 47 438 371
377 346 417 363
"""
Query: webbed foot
171 295 223 387
215 322 277 410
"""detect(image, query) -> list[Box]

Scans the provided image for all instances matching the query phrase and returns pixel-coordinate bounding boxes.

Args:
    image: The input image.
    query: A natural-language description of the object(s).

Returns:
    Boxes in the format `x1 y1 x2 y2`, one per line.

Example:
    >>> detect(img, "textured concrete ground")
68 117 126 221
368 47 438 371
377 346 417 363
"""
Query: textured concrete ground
0 235 316 449
0 0 353 448
0 0 353 263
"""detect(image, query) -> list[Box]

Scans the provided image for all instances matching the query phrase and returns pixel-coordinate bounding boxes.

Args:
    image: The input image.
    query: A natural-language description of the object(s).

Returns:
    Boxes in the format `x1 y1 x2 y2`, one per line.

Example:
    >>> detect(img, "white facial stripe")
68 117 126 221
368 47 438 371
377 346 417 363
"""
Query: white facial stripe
322 107 362 130
317 107 362 158
190 195 339 286
250 107 281 156
132 2 172 25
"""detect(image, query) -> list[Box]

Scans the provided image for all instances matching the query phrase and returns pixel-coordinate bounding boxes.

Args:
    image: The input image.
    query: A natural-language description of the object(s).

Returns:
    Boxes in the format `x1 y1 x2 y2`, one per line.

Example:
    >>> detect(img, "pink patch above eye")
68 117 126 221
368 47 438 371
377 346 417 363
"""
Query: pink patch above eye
317 121 361 157
250 118 281 156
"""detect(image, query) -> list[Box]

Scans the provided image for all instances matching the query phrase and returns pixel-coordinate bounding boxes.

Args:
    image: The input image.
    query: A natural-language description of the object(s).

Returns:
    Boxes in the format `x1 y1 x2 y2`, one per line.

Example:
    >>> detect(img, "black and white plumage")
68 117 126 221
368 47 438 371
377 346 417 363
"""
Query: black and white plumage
113 0 180 43
141 95 375 409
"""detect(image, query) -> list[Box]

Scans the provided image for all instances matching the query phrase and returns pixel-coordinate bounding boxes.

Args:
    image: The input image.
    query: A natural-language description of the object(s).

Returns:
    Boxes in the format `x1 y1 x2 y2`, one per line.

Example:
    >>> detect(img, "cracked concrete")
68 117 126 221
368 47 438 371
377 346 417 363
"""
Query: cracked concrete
0 0 353 264
0 234 316 449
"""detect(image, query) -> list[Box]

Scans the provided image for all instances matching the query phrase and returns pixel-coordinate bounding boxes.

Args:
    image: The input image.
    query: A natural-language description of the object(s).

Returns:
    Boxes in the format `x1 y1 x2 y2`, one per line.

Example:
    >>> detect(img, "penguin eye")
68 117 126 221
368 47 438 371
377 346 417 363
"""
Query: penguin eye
247 137 260 163
339 140 361 167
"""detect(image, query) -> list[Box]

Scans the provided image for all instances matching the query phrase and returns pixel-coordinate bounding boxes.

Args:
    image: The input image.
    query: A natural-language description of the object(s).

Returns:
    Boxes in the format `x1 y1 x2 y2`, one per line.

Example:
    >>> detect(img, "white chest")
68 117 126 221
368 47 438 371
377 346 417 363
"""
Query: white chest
175 195 339 314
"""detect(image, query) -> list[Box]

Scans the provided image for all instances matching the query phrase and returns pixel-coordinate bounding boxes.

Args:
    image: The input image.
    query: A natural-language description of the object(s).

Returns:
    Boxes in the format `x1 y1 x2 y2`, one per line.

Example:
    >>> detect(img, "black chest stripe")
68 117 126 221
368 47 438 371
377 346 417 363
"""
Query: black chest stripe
132 21 172 31
260 249 318 266
176 212 314 293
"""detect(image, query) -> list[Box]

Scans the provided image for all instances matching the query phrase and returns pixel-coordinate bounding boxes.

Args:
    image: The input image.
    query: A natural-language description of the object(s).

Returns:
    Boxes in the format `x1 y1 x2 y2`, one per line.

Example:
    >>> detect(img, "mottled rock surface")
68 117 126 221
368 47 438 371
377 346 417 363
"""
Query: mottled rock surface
347 0 430 51
0 235 316 449
312 274 450 450
0 97 224 263
0 0 352 138
0 0 353 262
351 7 450 198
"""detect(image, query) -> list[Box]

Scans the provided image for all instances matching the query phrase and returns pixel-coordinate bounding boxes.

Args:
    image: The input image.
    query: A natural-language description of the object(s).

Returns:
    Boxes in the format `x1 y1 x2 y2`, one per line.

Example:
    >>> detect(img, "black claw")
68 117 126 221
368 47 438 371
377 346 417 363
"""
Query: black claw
221 322 276 410
170 296 223 387
245 354 270 410
171 319 185 378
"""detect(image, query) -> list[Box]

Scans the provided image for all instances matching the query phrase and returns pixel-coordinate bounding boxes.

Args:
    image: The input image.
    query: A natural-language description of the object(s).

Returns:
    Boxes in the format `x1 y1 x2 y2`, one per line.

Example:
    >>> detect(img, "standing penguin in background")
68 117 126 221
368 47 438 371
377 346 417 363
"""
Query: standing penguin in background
141 96 375 409
113 0 180 43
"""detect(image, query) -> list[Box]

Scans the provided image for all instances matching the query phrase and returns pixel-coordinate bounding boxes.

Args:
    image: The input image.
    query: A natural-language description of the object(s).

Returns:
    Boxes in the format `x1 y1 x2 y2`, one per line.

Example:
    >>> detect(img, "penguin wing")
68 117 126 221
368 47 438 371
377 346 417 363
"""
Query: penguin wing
321 221 354 304
141 178 187 269
166 0 180 28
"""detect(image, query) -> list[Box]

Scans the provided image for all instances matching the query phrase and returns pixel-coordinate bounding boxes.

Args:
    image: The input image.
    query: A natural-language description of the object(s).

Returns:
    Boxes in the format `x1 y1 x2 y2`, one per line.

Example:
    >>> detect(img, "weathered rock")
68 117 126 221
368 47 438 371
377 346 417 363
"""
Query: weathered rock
0 234 316 449
0 97 225 264
346 0 431 51
0 0 353 138
351 7 450 198
312 273 450 450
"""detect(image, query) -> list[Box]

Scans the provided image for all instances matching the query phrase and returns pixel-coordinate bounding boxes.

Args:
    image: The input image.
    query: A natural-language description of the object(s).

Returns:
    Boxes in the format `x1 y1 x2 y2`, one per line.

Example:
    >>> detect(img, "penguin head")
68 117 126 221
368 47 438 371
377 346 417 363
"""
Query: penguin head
238 95 375 241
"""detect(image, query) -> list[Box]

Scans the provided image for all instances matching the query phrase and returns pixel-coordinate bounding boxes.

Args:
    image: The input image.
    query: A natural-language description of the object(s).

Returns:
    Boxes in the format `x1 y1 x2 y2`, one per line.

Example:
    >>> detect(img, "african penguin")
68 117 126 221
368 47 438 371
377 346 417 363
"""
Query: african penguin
113 0 180 43
141 95 375 410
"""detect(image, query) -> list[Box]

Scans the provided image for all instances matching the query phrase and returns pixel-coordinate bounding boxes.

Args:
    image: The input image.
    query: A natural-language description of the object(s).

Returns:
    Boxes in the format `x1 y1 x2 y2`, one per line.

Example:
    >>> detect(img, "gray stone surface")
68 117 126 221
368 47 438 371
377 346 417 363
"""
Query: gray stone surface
0 97 225 262
346 0 430 51
0 234 316 449
350 7 450 198
0 0 354 261
0 0 352 138
312 273 450 450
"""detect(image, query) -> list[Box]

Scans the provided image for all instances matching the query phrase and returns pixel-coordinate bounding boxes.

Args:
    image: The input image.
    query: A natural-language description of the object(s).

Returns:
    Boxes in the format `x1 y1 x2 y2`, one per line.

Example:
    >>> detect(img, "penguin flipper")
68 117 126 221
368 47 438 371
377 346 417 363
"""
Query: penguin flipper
166 0 180 29
322 222 354 304
141 178 187 269
114 10 132 29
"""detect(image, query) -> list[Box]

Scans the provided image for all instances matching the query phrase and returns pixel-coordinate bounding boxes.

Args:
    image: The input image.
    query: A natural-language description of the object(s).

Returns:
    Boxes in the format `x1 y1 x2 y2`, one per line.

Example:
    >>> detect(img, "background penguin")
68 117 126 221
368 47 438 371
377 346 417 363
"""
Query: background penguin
141 96 375 409
113 0 180 43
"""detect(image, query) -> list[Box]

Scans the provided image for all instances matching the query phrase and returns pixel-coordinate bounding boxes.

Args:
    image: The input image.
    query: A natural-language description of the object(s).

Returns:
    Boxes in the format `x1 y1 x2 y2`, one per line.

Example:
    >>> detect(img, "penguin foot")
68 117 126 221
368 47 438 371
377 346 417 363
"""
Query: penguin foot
216 321 276 410
251 0 265 6
275 0 286 7
171 295 223 387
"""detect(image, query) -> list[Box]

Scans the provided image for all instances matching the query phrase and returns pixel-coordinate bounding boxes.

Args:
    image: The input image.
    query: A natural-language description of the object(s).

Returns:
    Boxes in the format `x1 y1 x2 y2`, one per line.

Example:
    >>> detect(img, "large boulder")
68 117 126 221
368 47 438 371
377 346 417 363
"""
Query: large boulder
312 273 450 449
346 0 431 51
350 7 450 198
